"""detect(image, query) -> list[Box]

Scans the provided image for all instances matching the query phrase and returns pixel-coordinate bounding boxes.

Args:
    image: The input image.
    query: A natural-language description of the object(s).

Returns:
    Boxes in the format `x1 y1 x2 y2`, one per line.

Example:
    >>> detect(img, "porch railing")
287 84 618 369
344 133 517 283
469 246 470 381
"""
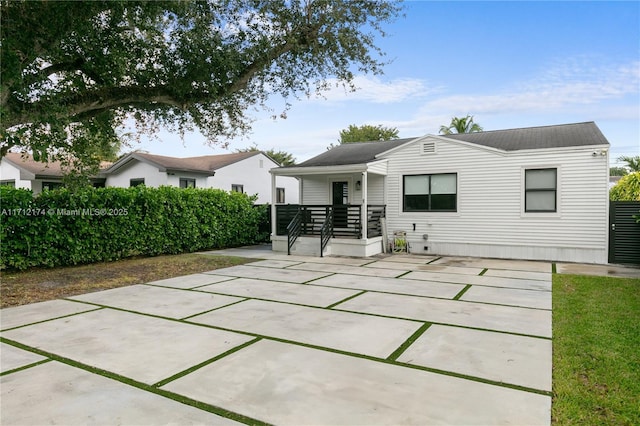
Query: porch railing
319 209 333 257
286 210 302 255
277 204 386 252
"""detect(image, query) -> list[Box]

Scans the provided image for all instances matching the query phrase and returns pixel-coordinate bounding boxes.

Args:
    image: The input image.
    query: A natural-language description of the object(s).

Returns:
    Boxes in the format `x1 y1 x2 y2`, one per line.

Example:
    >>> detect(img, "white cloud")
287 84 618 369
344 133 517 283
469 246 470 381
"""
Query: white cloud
384 58 640 135
308 75 442 104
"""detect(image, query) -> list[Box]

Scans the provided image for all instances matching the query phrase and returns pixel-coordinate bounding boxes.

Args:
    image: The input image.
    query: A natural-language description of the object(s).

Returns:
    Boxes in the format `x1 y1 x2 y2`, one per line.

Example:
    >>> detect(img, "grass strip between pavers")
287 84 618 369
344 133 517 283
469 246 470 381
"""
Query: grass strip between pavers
452 284 472 301
0 358 52 377
0 337 272 426
478 268 488 276
152 337 262 388
386 322 432 361
325 290 367 309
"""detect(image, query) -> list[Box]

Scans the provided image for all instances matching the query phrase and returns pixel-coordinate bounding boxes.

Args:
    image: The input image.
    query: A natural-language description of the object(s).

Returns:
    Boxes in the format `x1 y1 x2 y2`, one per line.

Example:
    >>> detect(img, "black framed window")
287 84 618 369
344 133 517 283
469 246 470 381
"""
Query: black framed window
42 181 64 191
0 180 15 187
130 178 145 187
231 184 243 193
403 173 457 212
276 187 285 203
525 168 557 212
179 178 196 188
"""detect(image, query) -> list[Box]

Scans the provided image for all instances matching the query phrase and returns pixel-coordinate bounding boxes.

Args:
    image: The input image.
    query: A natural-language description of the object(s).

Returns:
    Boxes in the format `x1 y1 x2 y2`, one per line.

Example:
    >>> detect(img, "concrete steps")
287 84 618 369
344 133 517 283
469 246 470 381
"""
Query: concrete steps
290 236 330 257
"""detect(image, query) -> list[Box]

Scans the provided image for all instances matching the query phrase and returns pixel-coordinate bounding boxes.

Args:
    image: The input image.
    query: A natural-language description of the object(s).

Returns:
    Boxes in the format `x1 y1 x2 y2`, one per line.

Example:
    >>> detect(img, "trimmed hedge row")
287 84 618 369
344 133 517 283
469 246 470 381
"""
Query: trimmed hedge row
0 186 268 270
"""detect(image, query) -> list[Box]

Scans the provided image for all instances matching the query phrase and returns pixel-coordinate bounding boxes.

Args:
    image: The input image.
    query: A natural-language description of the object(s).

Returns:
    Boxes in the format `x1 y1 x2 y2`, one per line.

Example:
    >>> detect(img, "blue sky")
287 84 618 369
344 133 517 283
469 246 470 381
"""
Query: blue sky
138 1 640 167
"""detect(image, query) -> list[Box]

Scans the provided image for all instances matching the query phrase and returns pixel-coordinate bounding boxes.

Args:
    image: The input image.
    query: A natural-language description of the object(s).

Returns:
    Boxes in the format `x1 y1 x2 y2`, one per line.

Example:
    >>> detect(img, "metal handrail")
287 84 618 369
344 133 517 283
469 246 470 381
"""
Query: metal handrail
319 208 334 257
287 210 302 255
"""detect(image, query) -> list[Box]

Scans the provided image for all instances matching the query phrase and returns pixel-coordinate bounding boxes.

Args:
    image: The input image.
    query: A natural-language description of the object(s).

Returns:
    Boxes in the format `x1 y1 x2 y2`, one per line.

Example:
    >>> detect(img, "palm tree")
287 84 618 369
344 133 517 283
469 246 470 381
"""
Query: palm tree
618 155 640 172
439 115 483 134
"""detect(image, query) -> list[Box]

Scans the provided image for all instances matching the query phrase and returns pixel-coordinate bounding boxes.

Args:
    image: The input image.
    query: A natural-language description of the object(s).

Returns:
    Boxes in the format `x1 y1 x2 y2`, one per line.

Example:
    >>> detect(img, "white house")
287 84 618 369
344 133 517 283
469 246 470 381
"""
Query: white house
270 122 610 263
0 153 106 193
105 151 299 204
1 151 299 204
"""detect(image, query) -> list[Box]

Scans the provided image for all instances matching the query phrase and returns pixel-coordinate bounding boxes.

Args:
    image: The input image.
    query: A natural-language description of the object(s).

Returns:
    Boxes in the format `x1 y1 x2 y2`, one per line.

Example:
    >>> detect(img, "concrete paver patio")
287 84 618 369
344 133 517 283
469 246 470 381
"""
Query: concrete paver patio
0 247 563 425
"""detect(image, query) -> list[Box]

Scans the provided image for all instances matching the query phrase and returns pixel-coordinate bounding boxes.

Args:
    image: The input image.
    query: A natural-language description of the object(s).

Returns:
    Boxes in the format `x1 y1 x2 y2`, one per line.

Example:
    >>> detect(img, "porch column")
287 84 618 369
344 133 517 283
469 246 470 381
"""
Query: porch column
361 171 368 240
270 172 277 238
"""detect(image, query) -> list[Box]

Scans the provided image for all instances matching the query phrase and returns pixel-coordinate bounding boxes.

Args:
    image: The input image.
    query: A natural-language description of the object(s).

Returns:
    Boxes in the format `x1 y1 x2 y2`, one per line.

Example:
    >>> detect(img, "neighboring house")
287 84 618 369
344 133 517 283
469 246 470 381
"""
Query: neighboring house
0 153 107 194
271 122 610 263
105 151 299 204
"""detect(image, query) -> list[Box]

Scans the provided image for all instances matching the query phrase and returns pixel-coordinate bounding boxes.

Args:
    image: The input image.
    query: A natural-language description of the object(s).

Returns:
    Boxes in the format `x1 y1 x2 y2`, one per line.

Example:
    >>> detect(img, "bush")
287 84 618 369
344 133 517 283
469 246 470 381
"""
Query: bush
610 172 640 201
0 186 268 270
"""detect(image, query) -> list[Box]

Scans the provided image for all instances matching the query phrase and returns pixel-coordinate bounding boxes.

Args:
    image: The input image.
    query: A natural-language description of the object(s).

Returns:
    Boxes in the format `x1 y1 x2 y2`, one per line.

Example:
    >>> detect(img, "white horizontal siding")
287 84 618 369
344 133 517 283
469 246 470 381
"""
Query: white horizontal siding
382 136 609 263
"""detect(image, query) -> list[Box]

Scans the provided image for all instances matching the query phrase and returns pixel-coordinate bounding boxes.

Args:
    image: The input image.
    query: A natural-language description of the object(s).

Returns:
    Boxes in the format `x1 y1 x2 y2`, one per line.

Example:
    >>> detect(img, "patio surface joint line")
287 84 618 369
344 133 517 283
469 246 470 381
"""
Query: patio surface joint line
387 322 432 361
0 337 270 426
325 290 367 309
152 337 262 388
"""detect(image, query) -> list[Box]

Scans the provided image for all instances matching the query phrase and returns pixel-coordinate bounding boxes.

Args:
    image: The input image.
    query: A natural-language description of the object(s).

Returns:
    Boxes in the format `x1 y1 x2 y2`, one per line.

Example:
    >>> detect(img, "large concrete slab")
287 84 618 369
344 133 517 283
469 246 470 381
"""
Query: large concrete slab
309 274 464 299
284 255 373 266
484 269 552 281
461 286 551 310
0 299 99 331
146 273 235 289
189 299 421 358
288 262 404 278
403 270 551 291
556 262 640 278
338 292 552 337
2 309 253 384
69 284 243 319
365 260 484 274
163 339 551 425
398 325 552 391
205 265 330 283
197 278 360 307
374 255 439 264
431 257 551 273
245 259 302 268
0 342 47 373
1 361 238 425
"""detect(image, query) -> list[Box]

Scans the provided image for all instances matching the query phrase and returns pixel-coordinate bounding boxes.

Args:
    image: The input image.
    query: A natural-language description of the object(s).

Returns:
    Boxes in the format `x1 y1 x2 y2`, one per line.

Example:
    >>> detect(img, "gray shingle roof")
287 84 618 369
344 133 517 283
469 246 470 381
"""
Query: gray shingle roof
136 151 260 172
291 122 609 168
294 138 415 167
438 121 609 151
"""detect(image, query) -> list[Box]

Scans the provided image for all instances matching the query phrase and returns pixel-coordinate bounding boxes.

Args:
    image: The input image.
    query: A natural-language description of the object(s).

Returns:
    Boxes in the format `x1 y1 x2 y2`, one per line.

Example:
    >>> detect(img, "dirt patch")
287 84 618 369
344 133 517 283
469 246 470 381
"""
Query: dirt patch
0 253 254 308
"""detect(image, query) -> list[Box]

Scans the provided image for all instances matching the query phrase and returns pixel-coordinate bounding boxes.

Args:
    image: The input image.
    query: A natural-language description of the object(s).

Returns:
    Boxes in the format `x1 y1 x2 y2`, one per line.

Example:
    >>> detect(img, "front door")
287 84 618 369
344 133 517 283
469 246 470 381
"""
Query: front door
332 181 349 228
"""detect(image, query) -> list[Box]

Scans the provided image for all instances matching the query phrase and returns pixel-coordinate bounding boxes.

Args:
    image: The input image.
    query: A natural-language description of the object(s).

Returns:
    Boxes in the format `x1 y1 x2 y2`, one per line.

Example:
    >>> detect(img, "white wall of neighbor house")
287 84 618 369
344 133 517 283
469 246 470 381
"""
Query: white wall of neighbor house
105 161 168 188
0 161 32 189
166 173 209 188
380 136 610 264
211 153 299 204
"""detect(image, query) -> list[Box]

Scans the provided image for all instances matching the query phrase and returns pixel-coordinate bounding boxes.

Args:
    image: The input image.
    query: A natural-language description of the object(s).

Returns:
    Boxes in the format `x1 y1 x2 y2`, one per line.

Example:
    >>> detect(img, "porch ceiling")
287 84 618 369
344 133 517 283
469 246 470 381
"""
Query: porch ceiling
271 160 387 177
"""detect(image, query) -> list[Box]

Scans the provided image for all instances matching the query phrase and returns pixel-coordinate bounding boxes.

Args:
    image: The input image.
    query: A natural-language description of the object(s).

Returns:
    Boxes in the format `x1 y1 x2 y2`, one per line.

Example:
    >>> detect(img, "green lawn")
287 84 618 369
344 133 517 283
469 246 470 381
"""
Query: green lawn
553 274 640 425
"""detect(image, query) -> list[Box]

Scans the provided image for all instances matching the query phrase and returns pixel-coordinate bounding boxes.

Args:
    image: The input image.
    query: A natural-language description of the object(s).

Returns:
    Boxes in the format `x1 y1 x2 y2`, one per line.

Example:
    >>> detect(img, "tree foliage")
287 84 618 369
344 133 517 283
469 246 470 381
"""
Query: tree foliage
610 166 629 177
609 172 640 201
339 124 399 144
236 144 296 166
1 0 401 168
439 115 483 134
618 155 640 173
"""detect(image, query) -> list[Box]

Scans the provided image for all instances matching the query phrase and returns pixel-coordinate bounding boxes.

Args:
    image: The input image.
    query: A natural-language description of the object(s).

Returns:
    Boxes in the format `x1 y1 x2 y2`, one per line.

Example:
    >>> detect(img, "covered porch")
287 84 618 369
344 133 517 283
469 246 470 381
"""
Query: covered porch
270 162 389 257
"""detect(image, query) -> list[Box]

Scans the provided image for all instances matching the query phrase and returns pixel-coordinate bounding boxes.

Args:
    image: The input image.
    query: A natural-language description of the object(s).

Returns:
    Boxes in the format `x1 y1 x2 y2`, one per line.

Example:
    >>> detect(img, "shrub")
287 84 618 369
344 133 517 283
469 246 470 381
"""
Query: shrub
0 186 268 270
610 172 640 201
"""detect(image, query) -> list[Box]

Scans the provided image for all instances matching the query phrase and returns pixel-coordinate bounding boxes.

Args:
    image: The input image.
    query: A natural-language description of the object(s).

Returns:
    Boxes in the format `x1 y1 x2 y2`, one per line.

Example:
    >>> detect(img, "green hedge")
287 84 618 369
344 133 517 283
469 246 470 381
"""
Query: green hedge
0 186 268 270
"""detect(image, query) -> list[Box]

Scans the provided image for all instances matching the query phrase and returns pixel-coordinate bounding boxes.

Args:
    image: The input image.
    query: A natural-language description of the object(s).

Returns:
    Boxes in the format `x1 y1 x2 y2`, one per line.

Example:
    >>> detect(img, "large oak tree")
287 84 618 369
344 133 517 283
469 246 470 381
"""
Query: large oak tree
1 0 401 167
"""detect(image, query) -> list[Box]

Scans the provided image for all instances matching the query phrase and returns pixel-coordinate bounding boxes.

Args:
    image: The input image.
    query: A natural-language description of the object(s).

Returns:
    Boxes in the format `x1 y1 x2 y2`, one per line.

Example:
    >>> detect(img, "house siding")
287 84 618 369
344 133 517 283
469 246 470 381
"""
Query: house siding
212 153 298 204
382 136 609 263
106 161 168 188
0 161 32 190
